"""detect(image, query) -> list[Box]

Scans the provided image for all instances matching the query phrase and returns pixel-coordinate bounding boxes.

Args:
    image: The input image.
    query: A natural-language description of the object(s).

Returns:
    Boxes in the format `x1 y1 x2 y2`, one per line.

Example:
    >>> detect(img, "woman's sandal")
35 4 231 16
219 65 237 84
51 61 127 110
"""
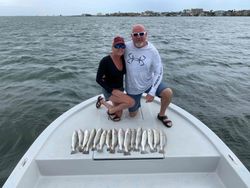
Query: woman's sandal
96 96 103 109
107 110 121 122
157 114 172 128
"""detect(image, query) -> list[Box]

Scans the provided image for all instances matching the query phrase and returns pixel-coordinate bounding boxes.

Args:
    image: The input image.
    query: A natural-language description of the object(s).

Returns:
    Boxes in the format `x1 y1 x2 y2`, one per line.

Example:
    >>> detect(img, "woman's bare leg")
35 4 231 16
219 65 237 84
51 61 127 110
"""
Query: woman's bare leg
108 90 134 115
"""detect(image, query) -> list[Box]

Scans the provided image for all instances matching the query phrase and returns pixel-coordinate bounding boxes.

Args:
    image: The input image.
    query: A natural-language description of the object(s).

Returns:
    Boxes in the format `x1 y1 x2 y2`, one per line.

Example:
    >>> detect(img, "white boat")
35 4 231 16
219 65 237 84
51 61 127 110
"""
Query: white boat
3 95 250 188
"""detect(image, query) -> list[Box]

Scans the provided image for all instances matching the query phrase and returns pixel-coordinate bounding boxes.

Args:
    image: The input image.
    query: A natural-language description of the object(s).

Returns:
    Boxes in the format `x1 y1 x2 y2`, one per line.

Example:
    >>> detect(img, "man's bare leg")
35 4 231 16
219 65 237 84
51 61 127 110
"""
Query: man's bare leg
159 88 173 116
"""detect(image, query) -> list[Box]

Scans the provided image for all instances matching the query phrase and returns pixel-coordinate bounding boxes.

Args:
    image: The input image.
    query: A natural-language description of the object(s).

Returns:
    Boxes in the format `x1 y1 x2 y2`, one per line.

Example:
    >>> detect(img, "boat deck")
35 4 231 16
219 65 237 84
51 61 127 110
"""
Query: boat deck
36 96 219 160
5 96 250 188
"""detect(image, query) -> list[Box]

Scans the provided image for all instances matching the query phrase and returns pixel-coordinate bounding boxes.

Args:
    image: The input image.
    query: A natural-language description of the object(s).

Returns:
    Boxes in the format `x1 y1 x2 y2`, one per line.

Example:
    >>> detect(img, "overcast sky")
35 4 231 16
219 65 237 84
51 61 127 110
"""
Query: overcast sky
0 0 250 16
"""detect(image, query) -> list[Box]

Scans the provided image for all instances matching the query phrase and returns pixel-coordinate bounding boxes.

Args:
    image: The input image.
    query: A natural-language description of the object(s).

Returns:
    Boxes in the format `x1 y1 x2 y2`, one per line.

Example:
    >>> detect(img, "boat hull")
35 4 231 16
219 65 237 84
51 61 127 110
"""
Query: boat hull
3 95 250 188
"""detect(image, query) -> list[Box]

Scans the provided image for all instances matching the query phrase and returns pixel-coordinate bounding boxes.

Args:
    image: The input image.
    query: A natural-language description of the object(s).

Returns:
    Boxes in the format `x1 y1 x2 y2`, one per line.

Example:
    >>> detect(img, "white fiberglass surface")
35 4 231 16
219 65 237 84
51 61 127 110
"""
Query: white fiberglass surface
34 172 225 188
36 97 219 160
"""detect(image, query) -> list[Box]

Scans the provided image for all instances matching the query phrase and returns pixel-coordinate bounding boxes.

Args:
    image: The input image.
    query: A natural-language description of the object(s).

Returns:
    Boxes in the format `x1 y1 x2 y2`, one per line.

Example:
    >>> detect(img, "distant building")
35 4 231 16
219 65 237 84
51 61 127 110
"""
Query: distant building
191 8 203 16
237 10 250 16
182 9 191 16
214 10 225 16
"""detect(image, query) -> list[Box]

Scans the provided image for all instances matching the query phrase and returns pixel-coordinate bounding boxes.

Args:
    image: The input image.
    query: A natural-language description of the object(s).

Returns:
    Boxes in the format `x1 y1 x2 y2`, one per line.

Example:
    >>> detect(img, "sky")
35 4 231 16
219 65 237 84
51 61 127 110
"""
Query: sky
0 0 250 16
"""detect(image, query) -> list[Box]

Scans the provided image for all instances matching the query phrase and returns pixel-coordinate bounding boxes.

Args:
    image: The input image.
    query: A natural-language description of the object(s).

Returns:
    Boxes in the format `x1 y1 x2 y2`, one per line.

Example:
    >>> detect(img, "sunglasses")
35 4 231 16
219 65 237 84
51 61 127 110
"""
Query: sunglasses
114 43 126 49
132 32 146 37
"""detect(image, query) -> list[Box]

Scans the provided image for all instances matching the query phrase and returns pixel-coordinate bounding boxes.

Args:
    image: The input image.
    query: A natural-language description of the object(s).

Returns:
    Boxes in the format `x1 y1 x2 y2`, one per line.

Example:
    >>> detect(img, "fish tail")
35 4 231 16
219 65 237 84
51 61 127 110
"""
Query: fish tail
150 148 156 153
134 146 140 152
77 146 82 152
124 151 131 156
83 148 89 154
97 147 103 152
83 151 89 154
71 150 77 154
92 146 96 151
159 149 165 154
141 150 147 154
117 148 123 153
81 146 85 151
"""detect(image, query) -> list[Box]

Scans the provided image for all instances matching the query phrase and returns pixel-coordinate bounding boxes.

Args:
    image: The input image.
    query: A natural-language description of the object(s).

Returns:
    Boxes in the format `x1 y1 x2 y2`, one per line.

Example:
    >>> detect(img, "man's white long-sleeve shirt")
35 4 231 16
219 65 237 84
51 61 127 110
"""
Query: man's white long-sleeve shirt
124 41 163 96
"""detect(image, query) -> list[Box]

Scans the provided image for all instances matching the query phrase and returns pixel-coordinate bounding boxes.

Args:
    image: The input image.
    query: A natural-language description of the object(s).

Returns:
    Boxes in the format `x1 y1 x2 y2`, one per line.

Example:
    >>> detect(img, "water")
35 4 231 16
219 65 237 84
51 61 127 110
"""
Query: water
0 16 250 186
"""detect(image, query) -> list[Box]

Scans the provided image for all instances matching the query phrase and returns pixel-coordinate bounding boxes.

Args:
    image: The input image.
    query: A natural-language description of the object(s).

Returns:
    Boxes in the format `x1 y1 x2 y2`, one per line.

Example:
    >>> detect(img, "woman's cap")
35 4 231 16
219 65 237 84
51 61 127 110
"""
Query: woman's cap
113 36 125 45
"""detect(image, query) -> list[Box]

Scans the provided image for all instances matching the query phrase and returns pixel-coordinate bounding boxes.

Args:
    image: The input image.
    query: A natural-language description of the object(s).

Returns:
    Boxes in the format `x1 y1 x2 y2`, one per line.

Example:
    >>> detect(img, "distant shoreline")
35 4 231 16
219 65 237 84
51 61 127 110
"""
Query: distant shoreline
72 9 250 17
1 9 250 17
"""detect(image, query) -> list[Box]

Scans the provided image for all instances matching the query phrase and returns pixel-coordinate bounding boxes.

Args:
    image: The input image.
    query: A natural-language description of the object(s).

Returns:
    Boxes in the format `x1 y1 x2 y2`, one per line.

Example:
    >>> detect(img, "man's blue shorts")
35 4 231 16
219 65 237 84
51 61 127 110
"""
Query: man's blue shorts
127 82 168 112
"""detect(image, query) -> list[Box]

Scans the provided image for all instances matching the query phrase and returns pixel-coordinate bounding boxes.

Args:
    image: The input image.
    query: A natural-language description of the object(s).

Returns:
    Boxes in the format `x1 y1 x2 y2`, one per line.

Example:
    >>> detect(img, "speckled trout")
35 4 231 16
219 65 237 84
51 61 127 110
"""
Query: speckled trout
71 130 78 154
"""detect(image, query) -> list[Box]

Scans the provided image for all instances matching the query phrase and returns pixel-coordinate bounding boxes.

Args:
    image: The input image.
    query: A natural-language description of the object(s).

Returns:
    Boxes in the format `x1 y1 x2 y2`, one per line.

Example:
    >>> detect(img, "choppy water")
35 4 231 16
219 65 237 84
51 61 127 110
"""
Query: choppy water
0 16 250 186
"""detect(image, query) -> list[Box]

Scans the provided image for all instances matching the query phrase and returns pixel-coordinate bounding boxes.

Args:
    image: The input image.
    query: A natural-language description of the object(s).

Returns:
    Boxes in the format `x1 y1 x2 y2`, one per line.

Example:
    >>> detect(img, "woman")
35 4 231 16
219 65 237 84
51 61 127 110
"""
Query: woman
96 36 134 122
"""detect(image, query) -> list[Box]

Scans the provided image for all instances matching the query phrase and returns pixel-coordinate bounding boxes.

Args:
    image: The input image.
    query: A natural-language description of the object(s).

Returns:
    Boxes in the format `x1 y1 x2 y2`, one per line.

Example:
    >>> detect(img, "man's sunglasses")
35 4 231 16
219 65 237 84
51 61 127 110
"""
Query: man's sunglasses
114 43 126 49
132 32 146 37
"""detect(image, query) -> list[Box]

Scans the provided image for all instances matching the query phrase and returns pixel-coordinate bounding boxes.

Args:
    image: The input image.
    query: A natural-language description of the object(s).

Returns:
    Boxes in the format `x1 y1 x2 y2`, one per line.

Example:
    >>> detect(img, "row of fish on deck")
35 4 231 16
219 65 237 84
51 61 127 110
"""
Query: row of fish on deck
71 127 166 155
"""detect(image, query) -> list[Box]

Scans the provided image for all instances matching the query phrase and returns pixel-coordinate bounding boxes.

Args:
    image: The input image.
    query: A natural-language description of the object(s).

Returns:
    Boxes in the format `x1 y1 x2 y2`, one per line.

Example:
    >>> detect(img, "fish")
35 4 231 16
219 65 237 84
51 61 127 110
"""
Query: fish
71 130 78 154
117 128 125 153
92 128 103 151
110 128 118 153
124 128 131 155
141 129 148 154
159 130 166 154
81 129 90 151
147 129 155 152
130 128 136 151
97 130 107 152
134 127 142 151
153 129 160 152
83 128 96 154
77 129 84 152
106 129 112 151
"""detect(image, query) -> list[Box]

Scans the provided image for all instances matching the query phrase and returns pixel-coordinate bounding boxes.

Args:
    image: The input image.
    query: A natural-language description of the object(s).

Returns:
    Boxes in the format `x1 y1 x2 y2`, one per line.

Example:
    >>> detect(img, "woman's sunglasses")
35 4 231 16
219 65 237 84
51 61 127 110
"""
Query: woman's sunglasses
132 32 146 37
114 43 126 49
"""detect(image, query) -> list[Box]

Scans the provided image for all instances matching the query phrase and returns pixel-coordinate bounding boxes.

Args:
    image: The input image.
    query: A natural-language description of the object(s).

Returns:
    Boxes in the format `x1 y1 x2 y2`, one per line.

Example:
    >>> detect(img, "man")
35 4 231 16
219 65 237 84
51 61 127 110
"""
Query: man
124 24 173 127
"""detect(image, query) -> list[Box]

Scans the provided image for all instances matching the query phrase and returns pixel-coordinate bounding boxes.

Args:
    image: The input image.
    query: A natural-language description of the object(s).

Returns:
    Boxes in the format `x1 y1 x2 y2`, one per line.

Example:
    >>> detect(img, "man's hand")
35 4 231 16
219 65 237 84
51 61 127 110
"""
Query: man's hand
145 94 154 103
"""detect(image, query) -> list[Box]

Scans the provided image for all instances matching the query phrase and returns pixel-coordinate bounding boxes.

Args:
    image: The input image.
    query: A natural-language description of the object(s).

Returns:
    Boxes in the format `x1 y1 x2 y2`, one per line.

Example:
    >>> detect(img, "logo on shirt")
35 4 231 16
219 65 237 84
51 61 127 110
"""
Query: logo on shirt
127 53 146 66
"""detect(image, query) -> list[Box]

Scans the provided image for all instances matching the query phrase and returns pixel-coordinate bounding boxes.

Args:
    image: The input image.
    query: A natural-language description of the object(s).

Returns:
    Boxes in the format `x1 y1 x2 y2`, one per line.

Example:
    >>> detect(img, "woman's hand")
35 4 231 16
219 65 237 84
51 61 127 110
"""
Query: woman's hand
145 94 154 103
